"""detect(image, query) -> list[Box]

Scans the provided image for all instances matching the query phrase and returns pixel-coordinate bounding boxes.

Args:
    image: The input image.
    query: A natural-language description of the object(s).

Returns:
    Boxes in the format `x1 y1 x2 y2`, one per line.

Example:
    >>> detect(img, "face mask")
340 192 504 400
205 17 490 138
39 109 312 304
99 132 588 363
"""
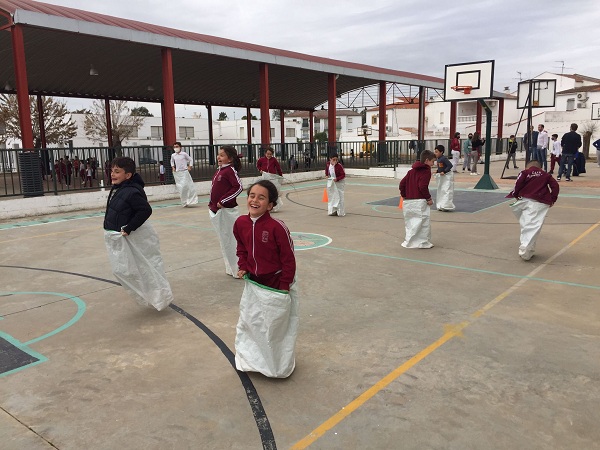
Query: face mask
175 147 181 153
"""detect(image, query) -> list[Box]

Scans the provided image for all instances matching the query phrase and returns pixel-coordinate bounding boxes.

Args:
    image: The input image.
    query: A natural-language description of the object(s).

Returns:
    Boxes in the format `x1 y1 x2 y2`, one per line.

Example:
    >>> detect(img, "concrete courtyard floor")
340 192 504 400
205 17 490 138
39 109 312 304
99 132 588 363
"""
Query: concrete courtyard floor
1 160 600 449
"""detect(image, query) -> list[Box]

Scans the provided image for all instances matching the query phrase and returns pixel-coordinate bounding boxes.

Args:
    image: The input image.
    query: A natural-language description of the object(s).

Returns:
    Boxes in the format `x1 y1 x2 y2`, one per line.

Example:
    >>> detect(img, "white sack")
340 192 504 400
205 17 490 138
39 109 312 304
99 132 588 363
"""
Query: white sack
401 199 433 248
510 198 549 260
235 278 299 378
435 172 455 211
104 223 173 311
261 172 284 212
173 170 198 206
326 178 345 216
209 207 240 276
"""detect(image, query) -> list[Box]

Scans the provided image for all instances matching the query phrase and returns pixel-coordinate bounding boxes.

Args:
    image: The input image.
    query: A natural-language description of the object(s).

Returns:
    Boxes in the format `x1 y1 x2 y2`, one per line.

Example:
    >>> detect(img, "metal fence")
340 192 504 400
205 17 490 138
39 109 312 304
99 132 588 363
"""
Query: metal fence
0 138 522 198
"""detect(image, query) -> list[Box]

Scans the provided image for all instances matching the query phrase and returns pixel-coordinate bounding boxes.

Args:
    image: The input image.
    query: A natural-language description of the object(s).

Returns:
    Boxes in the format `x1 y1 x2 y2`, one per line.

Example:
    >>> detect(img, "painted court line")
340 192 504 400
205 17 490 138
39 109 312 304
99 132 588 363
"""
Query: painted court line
291 220 600 449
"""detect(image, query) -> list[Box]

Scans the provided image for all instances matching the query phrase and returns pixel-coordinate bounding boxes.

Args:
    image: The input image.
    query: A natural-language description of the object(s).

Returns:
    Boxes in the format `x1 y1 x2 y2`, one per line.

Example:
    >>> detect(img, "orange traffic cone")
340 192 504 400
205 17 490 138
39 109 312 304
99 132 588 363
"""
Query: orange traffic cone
322 188 328 203
398 196 404 209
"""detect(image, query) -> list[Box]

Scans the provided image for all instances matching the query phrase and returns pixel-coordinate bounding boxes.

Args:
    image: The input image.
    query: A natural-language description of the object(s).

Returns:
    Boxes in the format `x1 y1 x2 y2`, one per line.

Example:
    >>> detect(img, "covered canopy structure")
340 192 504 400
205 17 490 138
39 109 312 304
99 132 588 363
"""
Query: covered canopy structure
0 0 444 149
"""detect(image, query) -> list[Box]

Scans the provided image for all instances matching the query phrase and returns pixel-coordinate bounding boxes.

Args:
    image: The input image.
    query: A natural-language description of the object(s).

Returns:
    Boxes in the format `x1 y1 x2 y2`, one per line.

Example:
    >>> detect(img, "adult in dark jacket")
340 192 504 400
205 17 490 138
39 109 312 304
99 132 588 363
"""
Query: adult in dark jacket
104 163 152 235
557 123 582 182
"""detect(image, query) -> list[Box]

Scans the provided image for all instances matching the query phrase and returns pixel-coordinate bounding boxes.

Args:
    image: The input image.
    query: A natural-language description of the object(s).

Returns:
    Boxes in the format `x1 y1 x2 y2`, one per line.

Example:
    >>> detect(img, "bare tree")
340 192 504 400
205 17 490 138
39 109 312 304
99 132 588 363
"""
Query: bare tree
580 121 599 159
84 100 146 152
0 94 77 148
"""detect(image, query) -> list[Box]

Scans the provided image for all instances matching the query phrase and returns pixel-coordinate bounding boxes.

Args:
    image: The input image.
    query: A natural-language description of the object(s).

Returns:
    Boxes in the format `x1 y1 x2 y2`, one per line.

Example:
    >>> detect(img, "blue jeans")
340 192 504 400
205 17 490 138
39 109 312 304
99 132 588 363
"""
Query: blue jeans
558 154 574 179
534 147 547 171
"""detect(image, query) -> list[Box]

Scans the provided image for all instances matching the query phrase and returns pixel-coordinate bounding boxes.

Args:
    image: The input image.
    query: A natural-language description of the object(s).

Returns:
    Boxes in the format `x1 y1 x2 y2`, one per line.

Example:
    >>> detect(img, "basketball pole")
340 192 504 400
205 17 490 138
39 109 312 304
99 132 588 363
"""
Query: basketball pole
474 99 499 190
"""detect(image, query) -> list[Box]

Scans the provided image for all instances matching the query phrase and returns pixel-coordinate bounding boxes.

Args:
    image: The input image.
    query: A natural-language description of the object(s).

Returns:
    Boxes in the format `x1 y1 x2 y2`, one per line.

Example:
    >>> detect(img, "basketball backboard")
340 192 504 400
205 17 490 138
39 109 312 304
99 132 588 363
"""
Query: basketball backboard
357 126 372 136
517 79 556 109
592 102 600 120
444 60 494 101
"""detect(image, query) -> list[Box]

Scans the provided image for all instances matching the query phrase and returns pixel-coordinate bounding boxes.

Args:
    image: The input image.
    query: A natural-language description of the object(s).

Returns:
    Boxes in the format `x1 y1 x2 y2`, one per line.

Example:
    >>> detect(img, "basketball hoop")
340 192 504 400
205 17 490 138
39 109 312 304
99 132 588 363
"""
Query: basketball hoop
451 85 472 94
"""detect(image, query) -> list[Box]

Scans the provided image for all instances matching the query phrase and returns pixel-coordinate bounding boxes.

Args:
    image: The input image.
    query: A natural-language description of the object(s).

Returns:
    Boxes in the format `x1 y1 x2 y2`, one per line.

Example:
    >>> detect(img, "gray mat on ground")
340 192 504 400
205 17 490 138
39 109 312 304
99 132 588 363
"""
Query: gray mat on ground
369 190 509 213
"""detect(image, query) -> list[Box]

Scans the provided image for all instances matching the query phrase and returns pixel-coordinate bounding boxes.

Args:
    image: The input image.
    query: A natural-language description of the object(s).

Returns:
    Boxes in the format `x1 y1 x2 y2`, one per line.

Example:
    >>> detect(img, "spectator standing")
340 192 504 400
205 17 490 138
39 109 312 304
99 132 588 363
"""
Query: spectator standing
535 124 549 171
557 123 582 182
593 137 600 167
470 132 485 175
549 134 561 175
450 132 460 173
462 133 473 171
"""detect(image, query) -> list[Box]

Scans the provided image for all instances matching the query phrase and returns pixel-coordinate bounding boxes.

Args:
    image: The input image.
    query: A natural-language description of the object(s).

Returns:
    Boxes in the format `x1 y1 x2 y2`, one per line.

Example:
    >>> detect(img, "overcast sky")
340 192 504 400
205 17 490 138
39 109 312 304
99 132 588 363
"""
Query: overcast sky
41 0 600 117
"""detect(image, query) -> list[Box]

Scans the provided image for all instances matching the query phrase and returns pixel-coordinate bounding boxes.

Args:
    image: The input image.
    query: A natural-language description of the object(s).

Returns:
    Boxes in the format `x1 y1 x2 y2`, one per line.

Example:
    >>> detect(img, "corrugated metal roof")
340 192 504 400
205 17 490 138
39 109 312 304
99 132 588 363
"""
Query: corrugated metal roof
0 0 444 110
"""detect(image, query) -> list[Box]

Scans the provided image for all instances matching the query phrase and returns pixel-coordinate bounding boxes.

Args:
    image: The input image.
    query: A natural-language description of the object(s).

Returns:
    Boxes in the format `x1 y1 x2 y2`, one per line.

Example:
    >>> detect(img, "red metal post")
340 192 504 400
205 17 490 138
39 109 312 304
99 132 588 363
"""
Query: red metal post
309 110 314 142
280 109 285 144
247 106 252 145
104 98 113 146
449 101 457 138
207 105 214 146
36 95 47 148
497 99 504 139
11 24 33 149
259 63 270 145
476 101 482 134
328 74 336 146
379 81 386 142
161 48 176 147
418 86 425 141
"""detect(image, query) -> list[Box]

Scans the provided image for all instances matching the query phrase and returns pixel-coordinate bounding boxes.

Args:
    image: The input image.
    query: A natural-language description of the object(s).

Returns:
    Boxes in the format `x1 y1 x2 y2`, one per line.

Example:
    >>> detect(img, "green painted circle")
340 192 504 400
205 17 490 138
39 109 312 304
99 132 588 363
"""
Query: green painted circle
291 232 332 251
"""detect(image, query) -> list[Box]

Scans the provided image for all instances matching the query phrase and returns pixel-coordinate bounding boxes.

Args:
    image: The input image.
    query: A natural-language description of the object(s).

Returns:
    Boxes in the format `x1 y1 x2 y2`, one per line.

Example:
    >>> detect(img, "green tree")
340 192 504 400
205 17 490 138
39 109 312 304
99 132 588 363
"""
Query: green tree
218 112 228 121
241 114 257 120
271 109 292 120
581 121 599 159
131 106 154 117
84 100 146 151
72 108 91 114
313 131 328 142
0 94 77 148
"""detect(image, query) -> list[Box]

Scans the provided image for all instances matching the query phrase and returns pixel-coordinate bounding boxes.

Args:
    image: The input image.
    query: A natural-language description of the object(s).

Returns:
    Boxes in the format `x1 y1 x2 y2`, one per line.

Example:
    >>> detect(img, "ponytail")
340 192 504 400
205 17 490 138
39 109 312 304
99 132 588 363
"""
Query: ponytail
220 145 242 172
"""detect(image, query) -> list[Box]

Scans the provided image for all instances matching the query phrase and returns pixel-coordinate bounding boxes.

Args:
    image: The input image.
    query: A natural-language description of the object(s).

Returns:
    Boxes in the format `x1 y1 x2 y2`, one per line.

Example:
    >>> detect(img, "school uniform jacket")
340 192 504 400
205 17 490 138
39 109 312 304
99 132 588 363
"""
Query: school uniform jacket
436 155 453 173
399 161 432 200
209 164 242 213
325 162 346 181
233 212 296 291
256 156 283 176
103 173 152 234
506 167 559 205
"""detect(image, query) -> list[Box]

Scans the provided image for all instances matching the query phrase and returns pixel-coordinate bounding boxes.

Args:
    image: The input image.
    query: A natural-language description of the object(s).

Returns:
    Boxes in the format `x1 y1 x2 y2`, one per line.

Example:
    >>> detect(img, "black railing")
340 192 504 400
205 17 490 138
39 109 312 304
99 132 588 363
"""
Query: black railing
0 138 521 198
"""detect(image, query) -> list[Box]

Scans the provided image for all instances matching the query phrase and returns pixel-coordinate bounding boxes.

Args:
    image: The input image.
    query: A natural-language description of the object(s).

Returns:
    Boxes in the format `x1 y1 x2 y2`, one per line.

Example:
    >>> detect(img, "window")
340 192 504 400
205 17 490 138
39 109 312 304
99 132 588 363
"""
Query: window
371 115 378 125
270 128 275 138
385 114 389 124
566 98 575 111
348 117 353 124
302 118 309 128
150 126 163 139
179 126 194 139
123 125 138 138
336 118 341 129
240 127 245 139
440 112 445 124
252 128 255 138
286 128 296 137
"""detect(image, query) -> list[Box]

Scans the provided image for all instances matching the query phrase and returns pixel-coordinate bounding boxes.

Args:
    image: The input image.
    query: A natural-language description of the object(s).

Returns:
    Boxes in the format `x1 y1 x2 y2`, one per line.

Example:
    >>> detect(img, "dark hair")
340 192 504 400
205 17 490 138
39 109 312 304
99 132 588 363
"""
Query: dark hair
111 156 136 174
472 132 480 141
434 145 445 154
570 123 578 131
264 147 275 156
420 150 435 163
173 141 182 147
247 179 278 207
159 160 163 164
552 134 558 139
220 145 242 171
330 153 339 159
454 132 460 138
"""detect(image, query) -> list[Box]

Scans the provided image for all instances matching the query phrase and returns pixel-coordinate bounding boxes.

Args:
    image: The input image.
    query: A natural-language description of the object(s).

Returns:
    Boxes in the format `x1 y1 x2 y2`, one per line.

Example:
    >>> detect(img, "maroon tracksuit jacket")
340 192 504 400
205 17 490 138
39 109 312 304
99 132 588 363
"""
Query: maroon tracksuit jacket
233 212 296 291
256 156 283 176
399 161 432 200
507 166 559 205
209 164 242 213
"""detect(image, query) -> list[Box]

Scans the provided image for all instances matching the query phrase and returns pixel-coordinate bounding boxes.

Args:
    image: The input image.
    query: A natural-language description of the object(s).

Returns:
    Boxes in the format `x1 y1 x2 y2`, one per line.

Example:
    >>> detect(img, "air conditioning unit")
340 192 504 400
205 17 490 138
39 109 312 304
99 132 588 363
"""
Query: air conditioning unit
576 92 588 101
386 126 392 132
577 102 588 109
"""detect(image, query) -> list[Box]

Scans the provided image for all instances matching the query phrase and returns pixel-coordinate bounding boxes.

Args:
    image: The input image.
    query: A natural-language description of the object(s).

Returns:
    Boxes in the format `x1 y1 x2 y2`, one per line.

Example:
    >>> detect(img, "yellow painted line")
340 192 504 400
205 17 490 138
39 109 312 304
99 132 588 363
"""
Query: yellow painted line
291 219 600 449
